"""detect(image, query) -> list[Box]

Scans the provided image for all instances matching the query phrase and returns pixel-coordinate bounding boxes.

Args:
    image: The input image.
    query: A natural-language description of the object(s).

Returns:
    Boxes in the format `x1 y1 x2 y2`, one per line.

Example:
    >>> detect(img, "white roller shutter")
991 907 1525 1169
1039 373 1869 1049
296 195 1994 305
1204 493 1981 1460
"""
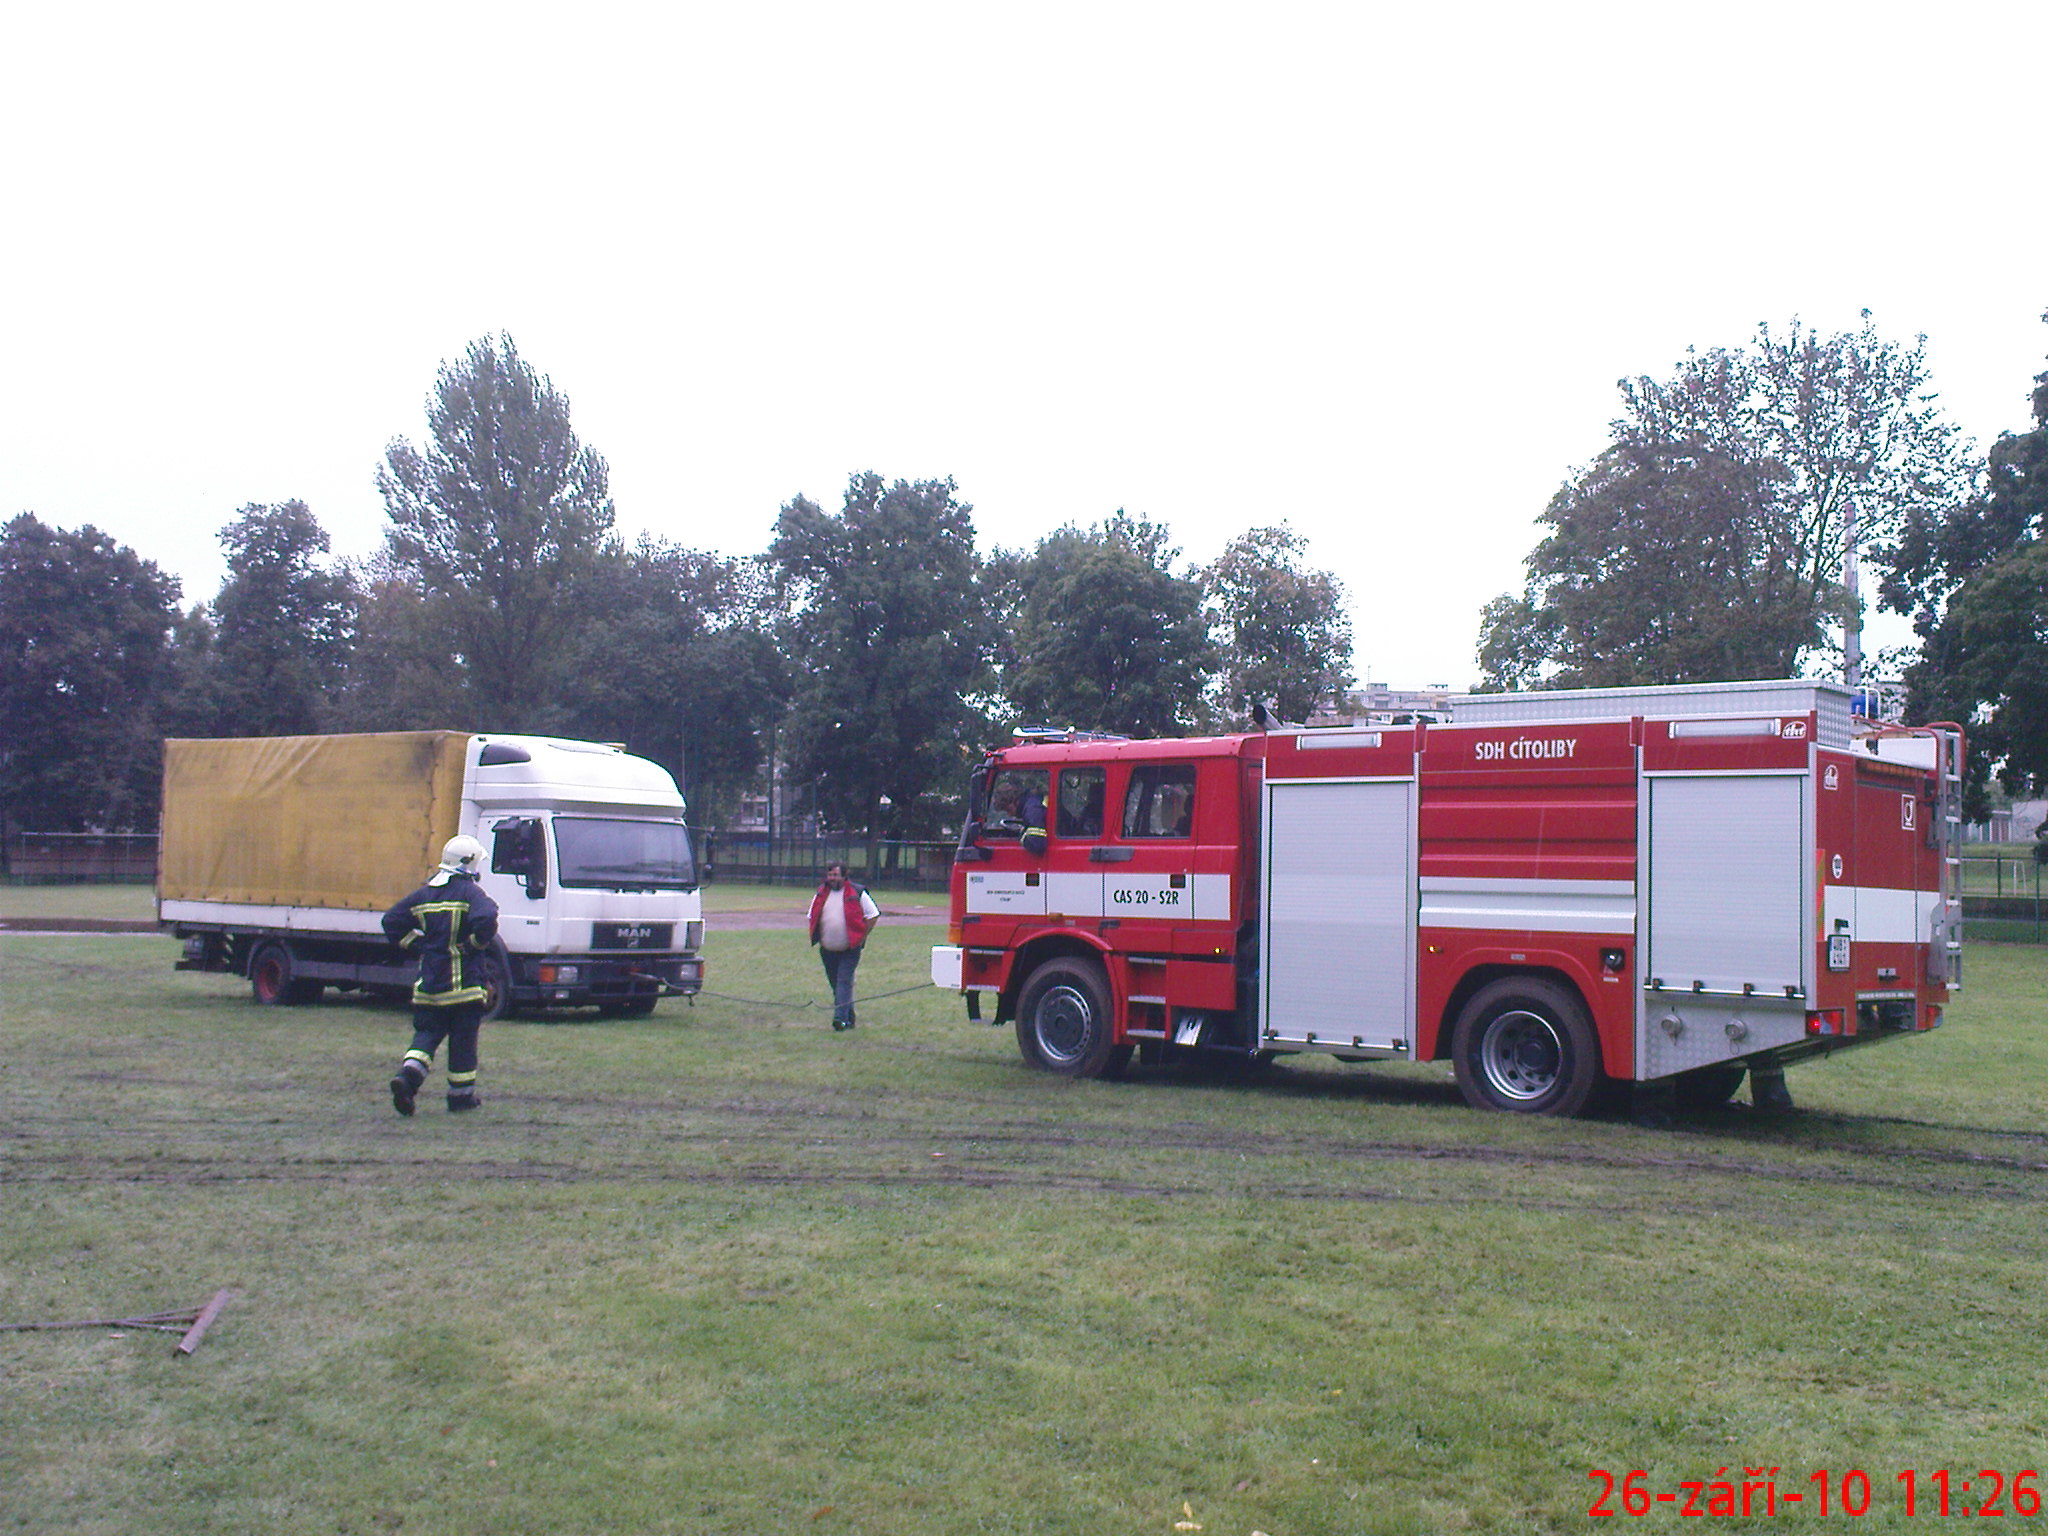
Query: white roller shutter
1262 780 1415 1048
1645 774 1807 996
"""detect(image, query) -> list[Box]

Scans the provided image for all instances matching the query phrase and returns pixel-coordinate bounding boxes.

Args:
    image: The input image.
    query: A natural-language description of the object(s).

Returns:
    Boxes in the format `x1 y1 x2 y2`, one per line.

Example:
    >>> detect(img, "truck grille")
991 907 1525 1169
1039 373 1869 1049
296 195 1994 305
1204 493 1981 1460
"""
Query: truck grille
591 922 673 951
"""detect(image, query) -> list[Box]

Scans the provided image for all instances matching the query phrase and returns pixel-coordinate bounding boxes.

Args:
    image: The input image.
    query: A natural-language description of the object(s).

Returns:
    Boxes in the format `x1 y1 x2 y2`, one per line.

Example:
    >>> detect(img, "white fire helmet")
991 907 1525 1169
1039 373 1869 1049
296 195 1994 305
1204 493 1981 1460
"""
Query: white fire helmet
429 834 487 885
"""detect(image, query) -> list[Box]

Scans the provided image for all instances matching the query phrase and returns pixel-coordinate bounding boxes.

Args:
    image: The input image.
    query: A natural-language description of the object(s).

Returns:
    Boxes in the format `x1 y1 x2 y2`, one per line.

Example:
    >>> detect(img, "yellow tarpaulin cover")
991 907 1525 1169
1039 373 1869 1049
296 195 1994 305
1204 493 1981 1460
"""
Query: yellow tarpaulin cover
159 733 470 910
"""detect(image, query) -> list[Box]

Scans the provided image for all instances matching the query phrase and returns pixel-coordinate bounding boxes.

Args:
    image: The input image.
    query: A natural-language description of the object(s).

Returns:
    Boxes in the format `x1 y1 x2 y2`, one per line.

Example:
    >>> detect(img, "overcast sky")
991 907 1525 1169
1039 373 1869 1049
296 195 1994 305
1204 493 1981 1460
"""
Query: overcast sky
3 1 2042 692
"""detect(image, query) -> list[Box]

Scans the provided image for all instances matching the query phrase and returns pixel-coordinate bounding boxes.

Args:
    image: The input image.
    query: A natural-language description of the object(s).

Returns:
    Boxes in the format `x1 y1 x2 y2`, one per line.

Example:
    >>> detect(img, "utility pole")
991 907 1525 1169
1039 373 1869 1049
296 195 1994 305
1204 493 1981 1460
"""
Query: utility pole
1843 498 1862 693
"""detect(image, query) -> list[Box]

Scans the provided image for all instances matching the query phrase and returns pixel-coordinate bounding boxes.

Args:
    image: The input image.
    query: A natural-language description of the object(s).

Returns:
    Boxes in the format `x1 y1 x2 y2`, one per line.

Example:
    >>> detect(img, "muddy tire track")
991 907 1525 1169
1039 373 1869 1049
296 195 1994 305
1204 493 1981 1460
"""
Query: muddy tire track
8 1089 2045 1208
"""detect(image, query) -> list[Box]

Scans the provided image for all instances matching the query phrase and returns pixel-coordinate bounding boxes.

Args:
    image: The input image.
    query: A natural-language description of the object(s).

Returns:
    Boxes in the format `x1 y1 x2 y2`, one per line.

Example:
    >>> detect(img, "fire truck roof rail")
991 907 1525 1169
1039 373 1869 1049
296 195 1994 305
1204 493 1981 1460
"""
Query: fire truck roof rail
1011 725 1131 744
1443 678 1854 748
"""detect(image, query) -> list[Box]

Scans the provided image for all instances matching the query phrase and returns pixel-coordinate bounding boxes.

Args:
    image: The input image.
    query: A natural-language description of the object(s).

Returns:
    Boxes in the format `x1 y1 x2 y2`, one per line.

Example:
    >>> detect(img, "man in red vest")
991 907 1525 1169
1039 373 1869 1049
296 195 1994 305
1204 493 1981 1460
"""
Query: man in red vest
808 861 882 1031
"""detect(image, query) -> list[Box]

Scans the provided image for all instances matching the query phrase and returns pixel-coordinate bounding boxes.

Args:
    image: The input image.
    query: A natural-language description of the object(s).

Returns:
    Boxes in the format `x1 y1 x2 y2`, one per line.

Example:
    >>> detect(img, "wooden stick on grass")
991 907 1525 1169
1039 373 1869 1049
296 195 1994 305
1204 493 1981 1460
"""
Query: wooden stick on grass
174 1289 234 1356
0 1289 236 1354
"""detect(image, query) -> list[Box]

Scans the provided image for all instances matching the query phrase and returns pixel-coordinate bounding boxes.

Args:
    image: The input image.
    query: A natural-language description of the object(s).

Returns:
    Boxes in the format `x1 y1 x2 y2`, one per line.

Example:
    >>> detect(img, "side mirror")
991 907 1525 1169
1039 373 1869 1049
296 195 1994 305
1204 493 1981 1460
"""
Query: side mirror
954 819 992 863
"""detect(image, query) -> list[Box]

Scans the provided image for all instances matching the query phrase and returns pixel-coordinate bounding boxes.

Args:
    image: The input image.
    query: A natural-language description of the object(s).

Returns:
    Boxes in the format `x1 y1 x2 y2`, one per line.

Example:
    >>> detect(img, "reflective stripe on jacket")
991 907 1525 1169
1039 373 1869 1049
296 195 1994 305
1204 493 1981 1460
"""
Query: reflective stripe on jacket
382 876 501 1006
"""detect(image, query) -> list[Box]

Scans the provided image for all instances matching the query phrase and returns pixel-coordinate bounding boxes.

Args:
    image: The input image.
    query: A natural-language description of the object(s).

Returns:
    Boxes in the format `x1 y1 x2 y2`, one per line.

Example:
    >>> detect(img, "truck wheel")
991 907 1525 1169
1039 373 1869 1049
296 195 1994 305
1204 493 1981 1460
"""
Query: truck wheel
1672 1060 1748 1110
249 942 308 1006
1451 976 1601 1116
1015 957 1118 1078
478 941 515 1022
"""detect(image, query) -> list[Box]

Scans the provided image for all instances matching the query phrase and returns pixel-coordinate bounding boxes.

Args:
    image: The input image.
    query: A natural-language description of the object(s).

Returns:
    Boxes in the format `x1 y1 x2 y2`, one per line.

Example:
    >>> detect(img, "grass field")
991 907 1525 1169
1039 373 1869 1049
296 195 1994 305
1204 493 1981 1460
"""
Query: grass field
4 926 2046 1535
0 882 161 922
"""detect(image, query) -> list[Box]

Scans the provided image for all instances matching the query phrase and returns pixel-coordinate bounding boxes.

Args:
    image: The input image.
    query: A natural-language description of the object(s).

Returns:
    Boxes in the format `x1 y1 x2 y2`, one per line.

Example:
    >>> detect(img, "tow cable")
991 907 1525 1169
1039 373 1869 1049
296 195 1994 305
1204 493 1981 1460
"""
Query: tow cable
689 980 937 1011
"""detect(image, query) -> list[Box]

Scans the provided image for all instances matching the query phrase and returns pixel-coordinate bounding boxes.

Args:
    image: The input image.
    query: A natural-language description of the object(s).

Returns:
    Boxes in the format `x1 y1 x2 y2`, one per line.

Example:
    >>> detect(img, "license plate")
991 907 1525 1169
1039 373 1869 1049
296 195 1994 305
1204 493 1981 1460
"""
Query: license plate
593 922 673 951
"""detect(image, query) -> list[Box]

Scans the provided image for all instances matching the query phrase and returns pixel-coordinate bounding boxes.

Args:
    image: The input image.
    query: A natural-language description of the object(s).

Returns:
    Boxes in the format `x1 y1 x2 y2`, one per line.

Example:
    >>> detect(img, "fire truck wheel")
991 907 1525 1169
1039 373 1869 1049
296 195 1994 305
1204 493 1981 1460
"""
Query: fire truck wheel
1671 1060 1747 1109
1015 957 1119 1078
1451 977 1601 1116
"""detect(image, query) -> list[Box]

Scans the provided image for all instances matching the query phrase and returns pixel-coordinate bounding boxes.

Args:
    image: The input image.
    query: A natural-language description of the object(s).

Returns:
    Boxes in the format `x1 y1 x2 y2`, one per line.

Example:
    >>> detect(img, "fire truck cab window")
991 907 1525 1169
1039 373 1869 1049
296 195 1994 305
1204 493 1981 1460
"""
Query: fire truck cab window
1055 768 1105 839
981 768 1049 838
1122 764 1196 839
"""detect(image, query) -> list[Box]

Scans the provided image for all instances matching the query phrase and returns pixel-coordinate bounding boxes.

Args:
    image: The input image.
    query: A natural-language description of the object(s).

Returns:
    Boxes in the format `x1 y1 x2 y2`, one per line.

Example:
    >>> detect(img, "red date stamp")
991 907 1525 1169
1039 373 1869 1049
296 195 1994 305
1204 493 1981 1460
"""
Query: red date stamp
1588 1467 2043 1518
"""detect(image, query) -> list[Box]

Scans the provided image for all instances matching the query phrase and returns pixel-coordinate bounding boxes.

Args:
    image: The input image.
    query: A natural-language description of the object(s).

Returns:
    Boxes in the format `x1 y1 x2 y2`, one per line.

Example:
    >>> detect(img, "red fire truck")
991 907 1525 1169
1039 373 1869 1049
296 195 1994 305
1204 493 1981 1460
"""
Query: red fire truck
929 679 1963 1115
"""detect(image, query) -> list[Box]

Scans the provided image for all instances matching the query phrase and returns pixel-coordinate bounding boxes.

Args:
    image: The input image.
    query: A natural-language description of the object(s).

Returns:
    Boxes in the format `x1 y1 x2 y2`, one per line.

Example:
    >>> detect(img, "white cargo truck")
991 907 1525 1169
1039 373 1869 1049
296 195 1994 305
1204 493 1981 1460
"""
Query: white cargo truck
159 731 704 1017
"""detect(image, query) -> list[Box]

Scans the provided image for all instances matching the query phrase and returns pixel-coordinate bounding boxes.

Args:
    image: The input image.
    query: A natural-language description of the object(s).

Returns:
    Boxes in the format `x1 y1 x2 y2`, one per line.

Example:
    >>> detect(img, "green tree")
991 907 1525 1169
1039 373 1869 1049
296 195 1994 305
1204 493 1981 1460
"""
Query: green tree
326 559 469 733
1895 328 2048 810
1476 440 1822 690
207 501 356 736
156 604 223 739
1883 319 2047 637
1621 314 1970 678
1204 524 1352 723
1480 314 1971 688
1927 541 2048 799
998 512 1214 737
769 473 994 844
559 538 788 823
376 334 614 729
0 513 180 833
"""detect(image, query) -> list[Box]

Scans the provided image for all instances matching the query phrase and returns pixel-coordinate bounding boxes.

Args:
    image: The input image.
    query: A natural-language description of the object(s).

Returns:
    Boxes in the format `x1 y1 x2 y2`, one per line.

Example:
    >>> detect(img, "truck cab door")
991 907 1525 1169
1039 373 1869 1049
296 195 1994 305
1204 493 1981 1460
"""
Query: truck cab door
961 767 1050 928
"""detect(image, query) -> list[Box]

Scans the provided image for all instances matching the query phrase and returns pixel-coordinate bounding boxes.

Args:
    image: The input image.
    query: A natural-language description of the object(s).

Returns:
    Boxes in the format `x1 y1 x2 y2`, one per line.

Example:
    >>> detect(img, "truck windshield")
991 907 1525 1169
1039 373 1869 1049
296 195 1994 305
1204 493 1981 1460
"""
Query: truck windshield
553 817 697 890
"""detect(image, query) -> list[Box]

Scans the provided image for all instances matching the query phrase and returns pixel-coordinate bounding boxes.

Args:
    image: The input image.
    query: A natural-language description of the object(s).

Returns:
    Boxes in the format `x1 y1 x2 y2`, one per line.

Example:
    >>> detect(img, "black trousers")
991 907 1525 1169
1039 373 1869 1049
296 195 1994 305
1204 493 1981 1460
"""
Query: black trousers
405 1002 481 1083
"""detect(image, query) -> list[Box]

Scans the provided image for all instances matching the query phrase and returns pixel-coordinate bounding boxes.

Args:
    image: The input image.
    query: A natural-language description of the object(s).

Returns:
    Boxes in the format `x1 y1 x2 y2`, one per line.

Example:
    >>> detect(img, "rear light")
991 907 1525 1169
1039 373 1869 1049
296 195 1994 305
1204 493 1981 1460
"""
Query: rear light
947 921 963 945
1921 1004 1943 1031
1805 1008 1846 1036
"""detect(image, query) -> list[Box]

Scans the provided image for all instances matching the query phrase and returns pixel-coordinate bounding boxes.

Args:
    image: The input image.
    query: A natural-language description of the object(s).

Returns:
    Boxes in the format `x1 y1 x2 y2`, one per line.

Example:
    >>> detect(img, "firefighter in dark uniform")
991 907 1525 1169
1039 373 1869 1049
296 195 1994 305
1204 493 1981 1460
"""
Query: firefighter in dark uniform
383 834 500 1116
1019 785 1049 856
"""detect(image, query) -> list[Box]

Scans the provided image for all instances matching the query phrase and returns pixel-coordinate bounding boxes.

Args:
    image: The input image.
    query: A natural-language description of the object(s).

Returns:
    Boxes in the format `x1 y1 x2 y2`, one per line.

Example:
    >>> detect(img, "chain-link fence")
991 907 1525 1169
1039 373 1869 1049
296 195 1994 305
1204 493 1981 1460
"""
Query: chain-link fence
1 833 159 883
0 831 960 892
1961 849 2048 943
694 831 955 891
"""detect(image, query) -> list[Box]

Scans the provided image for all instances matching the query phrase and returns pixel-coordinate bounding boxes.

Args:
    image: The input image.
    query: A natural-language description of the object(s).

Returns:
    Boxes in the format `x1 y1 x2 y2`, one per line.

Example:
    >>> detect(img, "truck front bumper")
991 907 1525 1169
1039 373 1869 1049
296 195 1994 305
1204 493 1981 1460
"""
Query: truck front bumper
521 953 703 1006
